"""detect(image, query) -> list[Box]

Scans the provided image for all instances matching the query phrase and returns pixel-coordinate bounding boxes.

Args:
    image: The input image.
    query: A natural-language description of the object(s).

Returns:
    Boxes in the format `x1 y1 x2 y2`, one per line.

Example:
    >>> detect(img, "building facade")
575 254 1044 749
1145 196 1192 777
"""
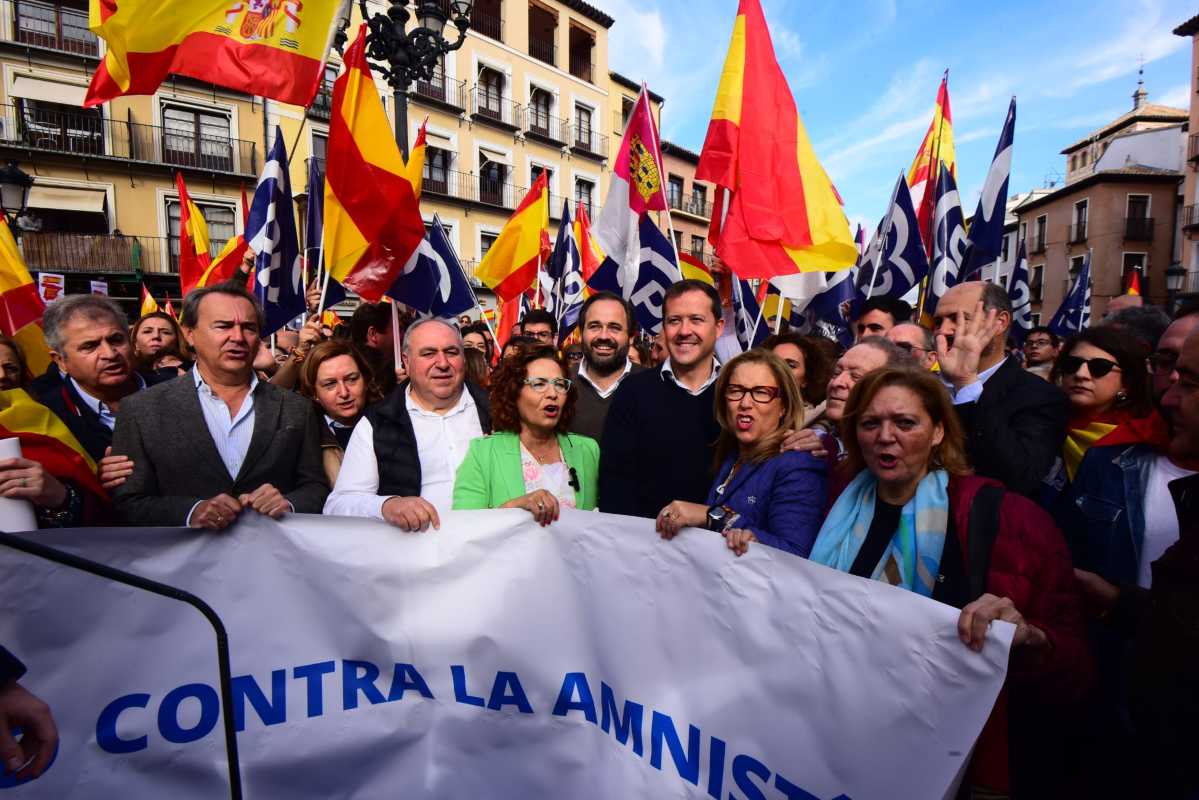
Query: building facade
660 140 714 264
1173 13 1199 295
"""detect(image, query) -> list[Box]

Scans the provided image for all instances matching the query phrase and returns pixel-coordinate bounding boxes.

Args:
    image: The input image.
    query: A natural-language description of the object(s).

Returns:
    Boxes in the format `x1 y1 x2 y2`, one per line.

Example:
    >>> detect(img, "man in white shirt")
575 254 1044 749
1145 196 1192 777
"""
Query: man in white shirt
324 319 490 531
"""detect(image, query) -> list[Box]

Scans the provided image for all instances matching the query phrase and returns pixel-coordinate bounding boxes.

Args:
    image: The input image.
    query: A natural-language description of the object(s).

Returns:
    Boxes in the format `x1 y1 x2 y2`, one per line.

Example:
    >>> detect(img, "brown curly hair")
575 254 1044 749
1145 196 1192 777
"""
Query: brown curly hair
760 332 834 405
488 345 577 433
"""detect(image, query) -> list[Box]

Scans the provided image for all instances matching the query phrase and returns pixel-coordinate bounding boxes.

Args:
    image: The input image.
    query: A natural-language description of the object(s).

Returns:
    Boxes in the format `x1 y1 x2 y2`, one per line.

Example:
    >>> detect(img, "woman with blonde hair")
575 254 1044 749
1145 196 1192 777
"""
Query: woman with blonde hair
656 349 827 557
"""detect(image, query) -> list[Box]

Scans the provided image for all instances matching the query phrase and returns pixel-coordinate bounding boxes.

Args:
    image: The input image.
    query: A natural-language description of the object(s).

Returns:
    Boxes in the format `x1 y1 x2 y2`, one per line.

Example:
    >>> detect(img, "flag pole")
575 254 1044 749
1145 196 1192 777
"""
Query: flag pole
391 300 402 376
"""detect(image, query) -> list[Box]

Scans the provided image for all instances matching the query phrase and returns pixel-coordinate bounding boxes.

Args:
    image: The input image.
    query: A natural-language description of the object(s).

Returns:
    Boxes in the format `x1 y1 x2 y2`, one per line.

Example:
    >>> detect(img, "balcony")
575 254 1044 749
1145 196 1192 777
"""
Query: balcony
569 60 594 84
1124 216 1154 241
670 194 713 220
525 109 567 146
422 168 518 210
1189 132 1199 165
413 68 466 110
0 103 258 177
1185 204 1199 232
529 38 556 67
1067 221 1087 244
308 79 334 120
570 123 607 160
20 232 172 275
613 109 628 134
470 7 502 41
469 87 521 131
11 0 98 57
1029 234 1047 254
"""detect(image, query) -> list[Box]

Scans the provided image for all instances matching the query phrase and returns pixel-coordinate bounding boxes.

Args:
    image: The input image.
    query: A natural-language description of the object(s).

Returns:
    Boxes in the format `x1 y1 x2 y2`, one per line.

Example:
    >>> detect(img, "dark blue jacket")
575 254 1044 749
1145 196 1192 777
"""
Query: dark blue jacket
707 450 827 558
0 645 25 685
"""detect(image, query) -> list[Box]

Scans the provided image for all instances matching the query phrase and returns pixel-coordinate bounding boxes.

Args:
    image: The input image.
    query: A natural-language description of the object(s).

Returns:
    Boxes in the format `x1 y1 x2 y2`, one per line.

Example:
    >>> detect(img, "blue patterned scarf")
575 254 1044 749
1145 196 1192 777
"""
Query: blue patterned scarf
809 469 951 597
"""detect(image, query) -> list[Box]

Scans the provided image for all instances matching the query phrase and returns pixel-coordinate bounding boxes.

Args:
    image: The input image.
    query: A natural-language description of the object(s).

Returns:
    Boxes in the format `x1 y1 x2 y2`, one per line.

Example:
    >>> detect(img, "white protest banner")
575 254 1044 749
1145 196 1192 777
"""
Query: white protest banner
0 510 1012 798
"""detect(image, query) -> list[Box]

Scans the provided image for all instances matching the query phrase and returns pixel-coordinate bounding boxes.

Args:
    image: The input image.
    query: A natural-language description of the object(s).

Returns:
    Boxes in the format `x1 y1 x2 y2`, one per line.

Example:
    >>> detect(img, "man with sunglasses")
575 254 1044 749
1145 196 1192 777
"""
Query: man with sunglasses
932 281 1067 496
886 323 938 370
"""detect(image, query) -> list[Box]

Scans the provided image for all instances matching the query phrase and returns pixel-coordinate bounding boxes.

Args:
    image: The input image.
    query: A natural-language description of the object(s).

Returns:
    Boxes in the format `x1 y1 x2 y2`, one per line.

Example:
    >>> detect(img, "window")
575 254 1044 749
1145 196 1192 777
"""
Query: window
162 104 233 171
574 103 593 150
15 0 97 56
1080 150 1088 168
1069 255 1086 274
667 175 684 209
528 4 556 66
531 164 553 193
1127 194 1150 219
1072 199 1088 241
1033 214 1047 251
168 199 235 271
480 231 498 258
528 88 554 137
311 132 328 174
16 98 102 155
574 178 594 218
1069 154 1076 172
1001 234 1009 262
1030 265 1044 302
423 147 450 194
673 230 682 252
569 25 594 82
1030 312 1041 326
415 56 447 102
1122 252 1147 279
690 184 707 216
1019 221 1027 243
479 154 507 206
621 97 635 130
477 67 504 120
472 0 502 41
690 235 705 258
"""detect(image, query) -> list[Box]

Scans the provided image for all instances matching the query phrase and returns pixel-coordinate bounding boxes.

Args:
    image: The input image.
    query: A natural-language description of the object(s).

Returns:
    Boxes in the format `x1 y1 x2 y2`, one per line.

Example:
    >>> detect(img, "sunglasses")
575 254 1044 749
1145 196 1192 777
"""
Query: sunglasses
1059 355 1121 379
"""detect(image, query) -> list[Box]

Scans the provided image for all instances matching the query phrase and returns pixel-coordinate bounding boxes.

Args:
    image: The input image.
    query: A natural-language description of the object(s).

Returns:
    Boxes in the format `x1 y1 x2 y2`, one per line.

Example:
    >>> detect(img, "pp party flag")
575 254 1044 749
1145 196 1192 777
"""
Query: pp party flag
475 170 551 302
678 252 715 286
0 388 105 500
138 283 158 316
731 276 768 351
593 86 669 285
806 268 858 347
323 25 425 302
588 216 680 335
84 0 345 108
696 0 856 279
1006 240 1032 347
857 173 929 302
0 218 50 375
959 98 1016 281
423 215 476 320
924 161 967 318
544 202 584 345
248 126 305 335
540 199 574 313
175 173 212 296
1124 268 1142 296
303 157 346 310
907 72 956 252
1048 250 1092 337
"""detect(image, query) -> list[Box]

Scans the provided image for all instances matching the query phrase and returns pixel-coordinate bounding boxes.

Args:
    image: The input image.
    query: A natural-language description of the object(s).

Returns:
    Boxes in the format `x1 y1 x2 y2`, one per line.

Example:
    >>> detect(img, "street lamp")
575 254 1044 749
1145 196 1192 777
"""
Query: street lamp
0 160 33 230
354 0 473 159
1166 263 1187 309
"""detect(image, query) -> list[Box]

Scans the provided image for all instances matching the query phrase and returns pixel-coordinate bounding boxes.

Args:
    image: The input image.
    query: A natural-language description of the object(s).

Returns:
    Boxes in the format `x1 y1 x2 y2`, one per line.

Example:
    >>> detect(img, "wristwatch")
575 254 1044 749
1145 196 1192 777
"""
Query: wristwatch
706 505 730 532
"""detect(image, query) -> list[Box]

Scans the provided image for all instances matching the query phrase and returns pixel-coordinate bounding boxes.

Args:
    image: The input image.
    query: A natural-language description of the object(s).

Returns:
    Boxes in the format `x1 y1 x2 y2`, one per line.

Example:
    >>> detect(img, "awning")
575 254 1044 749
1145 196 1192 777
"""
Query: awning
426 131 453 150
10 74 88 107
27 185 107 214
478 146 511 166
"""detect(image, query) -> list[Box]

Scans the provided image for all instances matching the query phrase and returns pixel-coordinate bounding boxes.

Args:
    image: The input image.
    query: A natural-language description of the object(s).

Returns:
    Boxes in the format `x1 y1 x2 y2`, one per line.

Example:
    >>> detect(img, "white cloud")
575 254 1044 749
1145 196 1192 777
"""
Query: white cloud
1154 82 1192 109
956 128 997 145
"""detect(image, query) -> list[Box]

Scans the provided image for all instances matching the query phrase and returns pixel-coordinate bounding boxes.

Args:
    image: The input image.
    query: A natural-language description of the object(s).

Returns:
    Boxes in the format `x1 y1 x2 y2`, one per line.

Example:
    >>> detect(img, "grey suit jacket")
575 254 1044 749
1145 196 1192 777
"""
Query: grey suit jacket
110 373 330 526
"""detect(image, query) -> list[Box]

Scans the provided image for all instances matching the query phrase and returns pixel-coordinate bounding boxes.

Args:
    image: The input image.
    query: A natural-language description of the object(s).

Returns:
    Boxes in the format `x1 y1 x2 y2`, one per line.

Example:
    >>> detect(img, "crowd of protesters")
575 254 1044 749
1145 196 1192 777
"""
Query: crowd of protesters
2 255 1198 798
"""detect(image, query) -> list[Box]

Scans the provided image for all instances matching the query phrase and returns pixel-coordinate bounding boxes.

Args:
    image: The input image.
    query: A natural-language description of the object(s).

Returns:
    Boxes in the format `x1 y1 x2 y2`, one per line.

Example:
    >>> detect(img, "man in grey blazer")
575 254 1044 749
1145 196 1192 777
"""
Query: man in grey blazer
111 283 328 528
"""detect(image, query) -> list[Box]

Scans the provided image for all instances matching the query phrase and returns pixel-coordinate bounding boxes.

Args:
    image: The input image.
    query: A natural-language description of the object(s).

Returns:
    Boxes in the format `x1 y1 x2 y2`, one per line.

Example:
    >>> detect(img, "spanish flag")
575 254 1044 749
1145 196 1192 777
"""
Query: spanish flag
907 73 956 252
139 283 158 316
573 201 603 292
197 233 249 289
0 218 51 376
0 388 105 500
1124 269 1142 296
405 119 427 199
84 0 345 108
323 25 425 302
164 298 179 320
696 0 856 279
678 252 714 286
475 171 551 302
175 173 212 296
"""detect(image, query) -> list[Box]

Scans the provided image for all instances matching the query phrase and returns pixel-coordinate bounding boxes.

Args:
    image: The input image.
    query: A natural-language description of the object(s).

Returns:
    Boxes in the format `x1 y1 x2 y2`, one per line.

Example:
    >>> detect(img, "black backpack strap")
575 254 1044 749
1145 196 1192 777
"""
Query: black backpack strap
966 485 1006 602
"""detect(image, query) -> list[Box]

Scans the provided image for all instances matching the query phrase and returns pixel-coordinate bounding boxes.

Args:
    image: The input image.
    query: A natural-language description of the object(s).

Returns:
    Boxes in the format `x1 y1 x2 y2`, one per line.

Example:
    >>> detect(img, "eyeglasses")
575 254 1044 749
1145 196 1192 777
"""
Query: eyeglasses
1148 352 1178 375
1059 355 1121 379
566 351 584 361
726 384 781 403
523 377 572 394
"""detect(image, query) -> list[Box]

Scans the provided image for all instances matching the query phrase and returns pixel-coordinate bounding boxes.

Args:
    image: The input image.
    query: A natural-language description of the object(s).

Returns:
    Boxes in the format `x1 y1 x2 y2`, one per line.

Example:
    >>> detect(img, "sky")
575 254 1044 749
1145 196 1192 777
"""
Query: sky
593 0 1197 234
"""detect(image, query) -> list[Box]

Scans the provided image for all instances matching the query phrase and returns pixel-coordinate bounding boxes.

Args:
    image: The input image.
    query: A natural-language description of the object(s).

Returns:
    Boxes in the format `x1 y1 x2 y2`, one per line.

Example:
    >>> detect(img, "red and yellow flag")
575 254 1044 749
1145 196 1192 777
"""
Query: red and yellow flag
0 218 50 376
139 283 159 316
907 74 956 252
0 388 105 499
573 202 603 292
85 0 343 108
405 119 428 199
164 298 179 320
1124 269 1142 296
197 234 249 289
175 173 212 296
475 171 551 302
678 252 715 286
323 26 425 302
696 0 856 279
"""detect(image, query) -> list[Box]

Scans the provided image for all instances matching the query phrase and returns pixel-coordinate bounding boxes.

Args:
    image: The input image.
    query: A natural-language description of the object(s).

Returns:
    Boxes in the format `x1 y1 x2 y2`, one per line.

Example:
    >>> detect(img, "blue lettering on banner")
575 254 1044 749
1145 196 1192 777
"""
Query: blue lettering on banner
86 662 850 800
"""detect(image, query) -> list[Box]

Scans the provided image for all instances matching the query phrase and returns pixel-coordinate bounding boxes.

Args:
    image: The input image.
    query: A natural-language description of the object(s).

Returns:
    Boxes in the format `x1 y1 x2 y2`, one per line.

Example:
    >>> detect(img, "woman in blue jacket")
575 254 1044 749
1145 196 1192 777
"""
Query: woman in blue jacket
656 349 827 557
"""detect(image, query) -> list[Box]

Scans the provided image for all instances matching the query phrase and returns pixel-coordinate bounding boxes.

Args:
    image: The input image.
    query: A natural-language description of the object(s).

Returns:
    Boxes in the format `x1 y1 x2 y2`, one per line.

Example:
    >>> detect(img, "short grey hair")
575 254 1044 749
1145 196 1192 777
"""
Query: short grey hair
180 282 265 330
855 335 918 368
43 294 128 352
892 322 935 351
401 317 462 354
980 282 1012 315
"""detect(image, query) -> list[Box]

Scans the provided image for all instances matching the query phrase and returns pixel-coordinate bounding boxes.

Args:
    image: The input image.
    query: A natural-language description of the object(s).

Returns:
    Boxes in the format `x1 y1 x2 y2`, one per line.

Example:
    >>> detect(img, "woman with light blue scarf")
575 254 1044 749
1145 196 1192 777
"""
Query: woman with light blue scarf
808 366 1092 796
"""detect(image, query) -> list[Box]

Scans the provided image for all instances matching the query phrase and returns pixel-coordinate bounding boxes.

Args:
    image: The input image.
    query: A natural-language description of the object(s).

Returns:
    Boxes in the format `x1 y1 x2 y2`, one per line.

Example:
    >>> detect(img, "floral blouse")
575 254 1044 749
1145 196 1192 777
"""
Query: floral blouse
519 443 577 509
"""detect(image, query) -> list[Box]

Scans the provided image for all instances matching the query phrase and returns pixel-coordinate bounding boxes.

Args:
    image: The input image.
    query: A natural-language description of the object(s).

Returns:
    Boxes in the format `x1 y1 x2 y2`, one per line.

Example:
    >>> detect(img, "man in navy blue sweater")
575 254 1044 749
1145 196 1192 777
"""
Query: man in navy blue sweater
600 280 725 518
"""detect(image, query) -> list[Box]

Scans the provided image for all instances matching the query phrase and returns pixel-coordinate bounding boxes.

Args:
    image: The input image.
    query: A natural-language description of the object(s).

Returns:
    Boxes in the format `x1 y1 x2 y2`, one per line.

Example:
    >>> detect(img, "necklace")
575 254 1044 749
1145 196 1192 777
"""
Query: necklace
521 435 560 464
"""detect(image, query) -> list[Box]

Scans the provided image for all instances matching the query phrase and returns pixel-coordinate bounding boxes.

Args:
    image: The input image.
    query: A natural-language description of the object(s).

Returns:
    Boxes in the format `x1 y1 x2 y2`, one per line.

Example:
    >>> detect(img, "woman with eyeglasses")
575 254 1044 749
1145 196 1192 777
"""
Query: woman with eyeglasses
655 350 827 557
453 345 599 524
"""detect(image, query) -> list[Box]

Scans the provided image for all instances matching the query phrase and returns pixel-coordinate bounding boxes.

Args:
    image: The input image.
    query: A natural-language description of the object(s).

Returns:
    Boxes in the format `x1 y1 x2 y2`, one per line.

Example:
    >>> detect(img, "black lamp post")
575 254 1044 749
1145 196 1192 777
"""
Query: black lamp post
353 0 473 160
1166 263 1187 310
0 159 33 232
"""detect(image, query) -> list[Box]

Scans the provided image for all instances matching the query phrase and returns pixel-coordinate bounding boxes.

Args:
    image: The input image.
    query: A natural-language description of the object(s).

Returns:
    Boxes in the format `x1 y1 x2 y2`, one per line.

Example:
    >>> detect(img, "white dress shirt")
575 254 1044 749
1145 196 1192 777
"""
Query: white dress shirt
324 387 484 520
942 356 1006 405
186 369 259 524
660 357 721 396
576 359 632 400
71 373 145 430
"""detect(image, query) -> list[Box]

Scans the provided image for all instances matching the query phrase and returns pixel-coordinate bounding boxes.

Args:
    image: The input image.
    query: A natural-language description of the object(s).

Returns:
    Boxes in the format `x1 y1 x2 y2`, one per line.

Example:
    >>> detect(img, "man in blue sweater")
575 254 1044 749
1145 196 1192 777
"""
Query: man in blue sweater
599 280 724 518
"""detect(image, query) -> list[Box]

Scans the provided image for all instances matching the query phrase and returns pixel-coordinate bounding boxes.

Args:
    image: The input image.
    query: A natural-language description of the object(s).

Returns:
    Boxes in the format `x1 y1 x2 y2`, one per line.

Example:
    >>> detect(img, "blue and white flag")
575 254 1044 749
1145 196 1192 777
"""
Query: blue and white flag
385 233 439 312
807 268 857 347
425 215 476 320
588 216 680 334
925 162 967 317
857 173 929 303
1006 240 1032 346
731 277 768 350
544 201 585 344
248 126 305 335
960 98 1016 280
1048 250 1091 337
304 158 346 309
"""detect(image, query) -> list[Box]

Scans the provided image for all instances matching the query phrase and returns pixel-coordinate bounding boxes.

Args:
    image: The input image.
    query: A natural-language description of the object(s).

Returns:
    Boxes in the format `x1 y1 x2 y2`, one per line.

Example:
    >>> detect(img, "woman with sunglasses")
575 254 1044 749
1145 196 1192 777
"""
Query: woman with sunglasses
656 350 827 557
453 345 599 525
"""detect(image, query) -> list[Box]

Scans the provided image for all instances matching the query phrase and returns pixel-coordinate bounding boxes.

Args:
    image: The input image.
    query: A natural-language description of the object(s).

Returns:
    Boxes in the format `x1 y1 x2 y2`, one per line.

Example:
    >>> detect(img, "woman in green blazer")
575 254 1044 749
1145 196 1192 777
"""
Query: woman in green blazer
453 345 599 524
